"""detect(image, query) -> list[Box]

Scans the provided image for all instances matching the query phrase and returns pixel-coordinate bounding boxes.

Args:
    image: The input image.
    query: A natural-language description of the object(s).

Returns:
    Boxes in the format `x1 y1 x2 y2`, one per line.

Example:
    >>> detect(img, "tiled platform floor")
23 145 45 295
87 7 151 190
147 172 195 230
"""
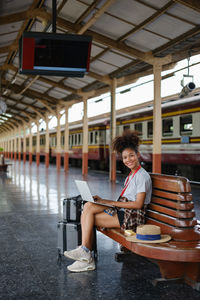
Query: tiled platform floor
0 161 200 300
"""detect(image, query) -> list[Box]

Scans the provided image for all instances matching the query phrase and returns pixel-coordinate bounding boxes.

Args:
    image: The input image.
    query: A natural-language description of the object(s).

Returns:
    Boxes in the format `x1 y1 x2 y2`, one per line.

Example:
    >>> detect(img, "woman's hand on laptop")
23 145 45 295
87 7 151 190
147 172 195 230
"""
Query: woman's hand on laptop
93 195 113 205
93 195 102 202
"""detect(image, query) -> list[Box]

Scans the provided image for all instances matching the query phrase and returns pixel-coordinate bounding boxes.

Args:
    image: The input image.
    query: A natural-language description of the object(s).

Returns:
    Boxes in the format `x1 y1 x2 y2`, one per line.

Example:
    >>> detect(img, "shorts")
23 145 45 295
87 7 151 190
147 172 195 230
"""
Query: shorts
117 210 125 227
104 208 124 227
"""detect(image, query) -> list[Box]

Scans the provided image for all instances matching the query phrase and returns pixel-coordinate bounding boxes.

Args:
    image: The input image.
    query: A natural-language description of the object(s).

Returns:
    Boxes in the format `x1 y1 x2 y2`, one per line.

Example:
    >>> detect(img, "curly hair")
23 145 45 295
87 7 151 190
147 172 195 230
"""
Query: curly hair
112 130 140 154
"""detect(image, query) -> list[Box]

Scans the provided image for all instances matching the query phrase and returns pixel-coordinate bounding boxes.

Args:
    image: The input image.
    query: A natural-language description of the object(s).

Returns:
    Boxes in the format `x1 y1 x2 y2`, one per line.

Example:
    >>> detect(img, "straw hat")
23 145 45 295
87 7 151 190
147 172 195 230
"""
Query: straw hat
126 224 171 243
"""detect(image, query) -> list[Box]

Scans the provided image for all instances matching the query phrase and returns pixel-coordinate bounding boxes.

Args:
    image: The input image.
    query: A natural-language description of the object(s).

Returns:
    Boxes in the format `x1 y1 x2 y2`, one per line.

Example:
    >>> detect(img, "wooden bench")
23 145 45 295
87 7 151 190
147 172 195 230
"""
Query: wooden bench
97 173 200 290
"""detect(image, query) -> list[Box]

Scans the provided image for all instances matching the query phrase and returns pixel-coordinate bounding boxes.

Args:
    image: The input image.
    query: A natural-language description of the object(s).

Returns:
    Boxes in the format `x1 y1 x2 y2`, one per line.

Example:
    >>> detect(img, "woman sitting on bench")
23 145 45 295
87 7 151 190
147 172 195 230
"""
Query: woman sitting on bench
64 130 152 272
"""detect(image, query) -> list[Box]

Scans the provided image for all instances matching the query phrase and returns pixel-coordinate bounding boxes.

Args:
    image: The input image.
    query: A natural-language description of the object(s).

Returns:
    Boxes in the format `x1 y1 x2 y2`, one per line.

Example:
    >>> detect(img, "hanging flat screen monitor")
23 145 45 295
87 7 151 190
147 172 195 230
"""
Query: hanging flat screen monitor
19 31 92 77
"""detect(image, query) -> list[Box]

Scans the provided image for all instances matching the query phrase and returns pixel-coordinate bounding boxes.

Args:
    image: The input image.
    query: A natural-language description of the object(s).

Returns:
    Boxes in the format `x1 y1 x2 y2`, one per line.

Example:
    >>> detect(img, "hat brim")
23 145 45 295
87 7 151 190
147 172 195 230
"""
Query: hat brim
126 234 171 243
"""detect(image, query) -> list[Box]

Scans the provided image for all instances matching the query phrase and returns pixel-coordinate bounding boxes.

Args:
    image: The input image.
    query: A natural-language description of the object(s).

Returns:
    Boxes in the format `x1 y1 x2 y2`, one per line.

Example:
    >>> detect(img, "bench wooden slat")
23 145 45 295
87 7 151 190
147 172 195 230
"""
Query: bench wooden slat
148 203 196 219
152 189 192 202
147 210 197 227
151 196 194 210
151 174 191 193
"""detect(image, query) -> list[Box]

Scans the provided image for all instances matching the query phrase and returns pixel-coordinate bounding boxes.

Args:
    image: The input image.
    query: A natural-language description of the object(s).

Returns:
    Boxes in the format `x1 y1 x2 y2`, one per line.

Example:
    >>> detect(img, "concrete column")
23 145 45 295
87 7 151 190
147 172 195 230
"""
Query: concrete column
56 109 61 170
29 125 33 165
4 138 6 158
10 134 13 160
14 129 17 160
109 78 117 182
64 104 69 171
7 138 9 158
23 125 26 163
36 120 40 166
18 128 21 161
8 139 10 159
3 139 6 158
82 97 88 176
153 63 162 173
4 141 6 158
45 115 50 168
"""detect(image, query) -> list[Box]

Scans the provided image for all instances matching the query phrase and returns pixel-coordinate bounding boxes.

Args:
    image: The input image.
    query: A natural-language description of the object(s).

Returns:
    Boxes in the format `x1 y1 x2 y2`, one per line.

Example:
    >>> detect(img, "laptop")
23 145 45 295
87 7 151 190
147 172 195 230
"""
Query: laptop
75 180 114 208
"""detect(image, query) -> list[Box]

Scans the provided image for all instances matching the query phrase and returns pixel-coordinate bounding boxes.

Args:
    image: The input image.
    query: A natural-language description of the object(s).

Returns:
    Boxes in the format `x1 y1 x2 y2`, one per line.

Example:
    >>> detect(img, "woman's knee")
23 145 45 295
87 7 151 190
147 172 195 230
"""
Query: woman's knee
82 202 93 213
83 201 103 213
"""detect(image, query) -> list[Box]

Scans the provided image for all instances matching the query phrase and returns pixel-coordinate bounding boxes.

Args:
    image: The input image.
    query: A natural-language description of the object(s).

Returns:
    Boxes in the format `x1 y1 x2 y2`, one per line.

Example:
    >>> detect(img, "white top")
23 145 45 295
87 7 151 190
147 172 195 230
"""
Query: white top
123 167 152 205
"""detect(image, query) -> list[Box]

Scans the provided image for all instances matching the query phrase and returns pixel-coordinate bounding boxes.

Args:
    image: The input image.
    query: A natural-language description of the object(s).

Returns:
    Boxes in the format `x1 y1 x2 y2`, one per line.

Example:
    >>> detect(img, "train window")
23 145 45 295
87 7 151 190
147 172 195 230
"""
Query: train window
75 134 77 145
71 135 74 146
52 136 57 146
180 115 193 135
69 135 72 148
163 119 173 136
147 121 153 137
61 135 65 146
51 136 55 147
135 123 142 136
40 137 45 145
90 132 93 144
95 131 98 144
78 133 81 145
99 130 104 143
33 138 36 146
123 125 130 132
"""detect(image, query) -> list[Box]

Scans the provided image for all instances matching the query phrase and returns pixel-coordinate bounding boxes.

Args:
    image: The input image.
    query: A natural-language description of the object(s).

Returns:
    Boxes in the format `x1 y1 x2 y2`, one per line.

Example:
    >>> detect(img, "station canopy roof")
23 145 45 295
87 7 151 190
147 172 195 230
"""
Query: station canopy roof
0 0 200 132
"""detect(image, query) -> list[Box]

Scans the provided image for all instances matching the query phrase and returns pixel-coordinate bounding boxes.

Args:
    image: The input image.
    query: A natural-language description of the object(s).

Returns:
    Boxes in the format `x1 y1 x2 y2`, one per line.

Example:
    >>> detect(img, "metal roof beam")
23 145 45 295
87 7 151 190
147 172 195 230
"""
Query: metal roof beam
77 0 116 34
56 16 155 63
3 81 59 107
173 0 200 13
119 1 175 42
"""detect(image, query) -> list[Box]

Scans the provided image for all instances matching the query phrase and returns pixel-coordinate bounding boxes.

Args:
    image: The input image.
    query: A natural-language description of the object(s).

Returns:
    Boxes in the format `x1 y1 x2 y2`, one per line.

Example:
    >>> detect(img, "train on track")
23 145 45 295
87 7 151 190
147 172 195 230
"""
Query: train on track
27 94 200 181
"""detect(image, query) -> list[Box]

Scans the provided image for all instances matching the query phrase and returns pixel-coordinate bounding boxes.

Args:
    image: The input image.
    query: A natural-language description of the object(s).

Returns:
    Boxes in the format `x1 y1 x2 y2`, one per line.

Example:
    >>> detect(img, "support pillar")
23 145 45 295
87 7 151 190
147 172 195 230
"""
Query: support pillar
82 97 88 176
152 63 162 173
14 129 17 161
29 125 33 165
56 109 61 170
36 120 40 166
4 140 7 158
18 128 21 161
64 104 70 171
7 139 9 159
45 115 50 168
8 139 10 159
10 137 13 160
109 78 117 182
23 125 26 163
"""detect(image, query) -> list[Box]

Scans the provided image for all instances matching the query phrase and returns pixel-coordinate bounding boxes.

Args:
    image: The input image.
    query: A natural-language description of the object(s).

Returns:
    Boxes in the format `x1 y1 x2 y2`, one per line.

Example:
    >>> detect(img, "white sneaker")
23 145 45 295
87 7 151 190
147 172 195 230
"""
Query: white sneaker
67 259 96 272
64 246 92 263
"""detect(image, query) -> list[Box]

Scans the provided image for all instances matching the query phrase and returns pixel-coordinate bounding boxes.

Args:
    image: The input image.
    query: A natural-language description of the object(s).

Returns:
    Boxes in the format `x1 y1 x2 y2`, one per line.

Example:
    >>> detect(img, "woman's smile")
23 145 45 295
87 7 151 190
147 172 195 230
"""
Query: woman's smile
122 148 140 172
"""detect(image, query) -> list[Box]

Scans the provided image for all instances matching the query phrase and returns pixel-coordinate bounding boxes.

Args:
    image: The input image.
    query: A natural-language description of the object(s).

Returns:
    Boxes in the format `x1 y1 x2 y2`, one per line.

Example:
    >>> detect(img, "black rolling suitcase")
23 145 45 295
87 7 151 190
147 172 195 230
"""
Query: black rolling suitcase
63 195 83 222
57 221 97 261
57 195 97 263
57 221 82 255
